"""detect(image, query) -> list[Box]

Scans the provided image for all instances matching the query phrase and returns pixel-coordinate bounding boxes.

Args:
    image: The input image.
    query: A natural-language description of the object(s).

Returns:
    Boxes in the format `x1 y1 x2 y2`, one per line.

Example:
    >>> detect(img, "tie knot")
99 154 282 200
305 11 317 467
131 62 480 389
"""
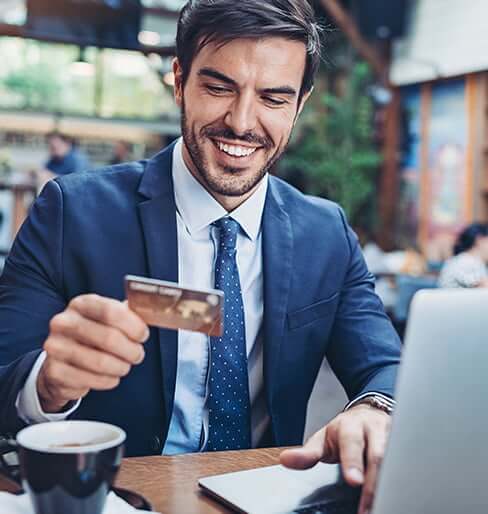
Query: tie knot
214 217 239 251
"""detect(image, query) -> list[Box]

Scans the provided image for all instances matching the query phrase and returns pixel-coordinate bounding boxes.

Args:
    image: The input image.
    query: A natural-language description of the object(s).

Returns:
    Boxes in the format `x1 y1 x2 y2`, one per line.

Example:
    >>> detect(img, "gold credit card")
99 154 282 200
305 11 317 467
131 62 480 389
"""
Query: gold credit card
125 275 224 336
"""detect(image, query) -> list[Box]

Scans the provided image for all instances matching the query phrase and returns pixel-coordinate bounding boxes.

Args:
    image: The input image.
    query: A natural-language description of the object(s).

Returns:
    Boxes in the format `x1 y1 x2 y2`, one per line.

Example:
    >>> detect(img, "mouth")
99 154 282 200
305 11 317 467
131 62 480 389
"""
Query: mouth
210 138 263 161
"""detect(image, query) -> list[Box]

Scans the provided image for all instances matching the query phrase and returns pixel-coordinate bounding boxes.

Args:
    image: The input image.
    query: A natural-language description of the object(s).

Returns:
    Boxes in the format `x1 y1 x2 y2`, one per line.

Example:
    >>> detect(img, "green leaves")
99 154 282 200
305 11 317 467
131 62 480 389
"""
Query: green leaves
281 62 381 225
3 65 61 110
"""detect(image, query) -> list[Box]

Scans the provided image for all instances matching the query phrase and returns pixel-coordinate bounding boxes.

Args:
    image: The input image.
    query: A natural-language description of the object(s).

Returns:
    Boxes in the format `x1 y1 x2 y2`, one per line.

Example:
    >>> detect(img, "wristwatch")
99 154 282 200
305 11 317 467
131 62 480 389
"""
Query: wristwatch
344 393 395 415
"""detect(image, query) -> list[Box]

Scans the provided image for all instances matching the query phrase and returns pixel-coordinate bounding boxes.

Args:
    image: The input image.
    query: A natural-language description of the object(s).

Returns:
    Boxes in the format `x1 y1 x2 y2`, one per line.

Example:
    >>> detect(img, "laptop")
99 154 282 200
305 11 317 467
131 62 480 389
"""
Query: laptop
199 289 488 513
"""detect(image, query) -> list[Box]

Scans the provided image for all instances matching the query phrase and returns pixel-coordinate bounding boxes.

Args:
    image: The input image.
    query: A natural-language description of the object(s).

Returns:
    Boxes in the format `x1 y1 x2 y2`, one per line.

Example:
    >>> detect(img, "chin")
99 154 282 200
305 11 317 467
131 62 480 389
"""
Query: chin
204 170 262 198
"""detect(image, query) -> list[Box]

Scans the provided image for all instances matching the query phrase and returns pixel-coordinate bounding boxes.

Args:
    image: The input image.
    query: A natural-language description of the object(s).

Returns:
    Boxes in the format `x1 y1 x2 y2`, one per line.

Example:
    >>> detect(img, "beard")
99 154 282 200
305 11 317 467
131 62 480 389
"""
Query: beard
180 99 291 197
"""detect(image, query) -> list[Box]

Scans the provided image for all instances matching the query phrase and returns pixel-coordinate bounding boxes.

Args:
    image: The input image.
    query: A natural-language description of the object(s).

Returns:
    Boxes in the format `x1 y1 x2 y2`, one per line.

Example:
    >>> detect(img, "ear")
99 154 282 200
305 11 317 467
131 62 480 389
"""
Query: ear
173 57 184 108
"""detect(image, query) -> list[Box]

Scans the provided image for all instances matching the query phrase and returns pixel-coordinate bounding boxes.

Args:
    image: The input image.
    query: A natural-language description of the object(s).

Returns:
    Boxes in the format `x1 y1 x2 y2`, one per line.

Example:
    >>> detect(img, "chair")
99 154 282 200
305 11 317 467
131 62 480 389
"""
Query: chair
392 274 438 339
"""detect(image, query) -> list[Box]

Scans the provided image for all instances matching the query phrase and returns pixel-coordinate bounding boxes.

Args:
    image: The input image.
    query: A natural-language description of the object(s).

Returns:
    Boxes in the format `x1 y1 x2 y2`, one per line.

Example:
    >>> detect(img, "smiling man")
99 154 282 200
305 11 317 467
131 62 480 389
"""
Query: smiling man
0 2 401 514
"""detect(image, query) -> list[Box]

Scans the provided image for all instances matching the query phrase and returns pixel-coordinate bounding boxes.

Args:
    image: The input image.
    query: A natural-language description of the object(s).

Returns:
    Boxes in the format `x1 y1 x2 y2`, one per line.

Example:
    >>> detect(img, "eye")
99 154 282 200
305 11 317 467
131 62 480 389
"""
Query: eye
206 84 233 95
262 96 287 106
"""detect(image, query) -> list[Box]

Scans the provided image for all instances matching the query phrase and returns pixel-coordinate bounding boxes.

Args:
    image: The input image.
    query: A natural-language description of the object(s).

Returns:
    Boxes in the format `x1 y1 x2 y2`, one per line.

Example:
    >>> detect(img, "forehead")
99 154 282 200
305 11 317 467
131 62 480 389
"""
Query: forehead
190 37 307 90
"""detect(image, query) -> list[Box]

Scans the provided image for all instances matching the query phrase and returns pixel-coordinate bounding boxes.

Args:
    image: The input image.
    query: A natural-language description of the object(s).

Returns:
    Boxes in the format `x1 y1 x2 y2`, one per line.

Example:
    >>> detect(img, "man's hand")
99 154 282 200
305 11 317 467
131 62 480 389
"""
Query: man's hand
280 404 391 514
37 294 149 413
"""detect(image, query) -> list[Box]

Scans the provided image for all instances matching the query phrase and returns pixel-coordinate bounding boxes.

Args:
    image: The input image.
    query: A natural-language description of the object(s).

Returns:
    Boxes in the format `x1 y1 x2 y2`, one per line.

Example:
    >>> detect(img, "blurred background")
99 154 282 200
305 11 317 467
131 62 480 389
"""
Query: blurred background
1 0 487 337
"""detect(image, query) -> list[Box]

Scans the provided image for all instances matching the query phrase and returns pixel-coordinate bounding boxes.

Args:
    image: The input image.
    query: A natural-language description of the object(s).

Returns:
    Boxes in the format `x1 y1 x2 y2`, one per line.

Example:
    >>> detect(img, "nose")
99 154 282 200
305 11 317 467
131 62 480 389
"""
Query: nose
224 92 258 136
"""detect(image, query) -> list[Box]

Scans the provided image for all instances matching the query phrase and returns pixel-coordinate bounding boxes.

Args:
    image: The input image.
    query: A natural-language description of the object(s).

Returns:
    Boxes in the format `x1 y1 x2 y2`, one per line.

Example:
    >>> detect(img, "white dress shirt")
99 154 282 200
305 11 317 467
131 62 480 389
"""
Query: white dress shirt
16 138 270 453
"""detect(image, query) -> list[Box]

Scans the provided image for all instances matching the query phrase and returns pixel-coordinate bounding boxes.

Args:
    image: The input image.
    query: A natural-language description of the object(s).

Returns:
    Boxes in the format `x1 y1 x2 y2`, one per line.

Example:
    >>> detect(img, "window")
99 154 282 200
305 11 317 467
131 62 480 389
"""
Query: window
0 38 178 120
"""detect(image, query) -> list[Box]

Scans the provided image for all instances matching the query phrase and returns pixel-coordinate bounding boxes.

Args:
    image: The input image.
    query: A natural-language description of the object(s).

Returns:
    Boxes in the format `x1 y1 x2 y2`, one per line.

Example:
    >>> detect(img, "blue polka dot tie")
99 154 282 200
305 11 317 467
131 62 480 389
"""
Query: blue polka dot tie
206 217 251 451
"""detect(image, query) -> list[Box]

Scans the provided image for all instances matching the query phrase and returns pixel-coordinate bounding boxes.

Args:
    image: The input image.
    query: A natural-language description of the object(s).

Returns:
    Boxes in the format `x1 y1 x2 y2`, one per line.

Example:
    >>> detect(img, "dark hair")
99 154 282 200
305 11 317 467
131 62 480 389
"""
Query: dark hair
46 131 73 145
453 223 488 255
176 0 322 100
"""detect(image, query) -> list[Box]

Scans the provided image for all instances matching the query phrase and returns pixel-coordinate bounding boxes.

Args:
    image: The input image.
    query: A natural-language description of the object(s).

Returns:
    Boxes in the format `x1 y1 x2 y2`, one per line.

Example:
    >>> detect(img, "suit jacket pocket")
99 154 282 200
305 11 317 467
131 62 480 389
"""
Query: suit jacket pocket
287 293 339 330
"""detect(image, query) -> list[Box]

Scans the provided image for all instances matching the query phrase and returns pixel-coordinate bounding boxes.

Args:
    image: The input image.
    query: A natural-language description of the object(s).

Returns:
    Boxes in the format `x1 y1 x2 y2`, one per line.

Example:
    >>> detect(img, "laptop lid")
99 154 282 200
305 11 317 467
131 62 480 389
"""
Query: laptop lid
373 289 488 513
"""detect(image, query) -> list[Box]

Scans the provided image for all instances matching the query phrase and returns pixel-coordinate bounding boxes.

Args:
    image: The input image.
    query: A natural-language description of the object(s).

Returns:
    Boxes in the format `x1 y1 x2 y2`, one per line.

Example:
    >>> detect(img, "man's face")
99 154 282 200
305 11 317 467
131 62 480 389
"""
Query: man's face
48 136 70 159
173 37 310 201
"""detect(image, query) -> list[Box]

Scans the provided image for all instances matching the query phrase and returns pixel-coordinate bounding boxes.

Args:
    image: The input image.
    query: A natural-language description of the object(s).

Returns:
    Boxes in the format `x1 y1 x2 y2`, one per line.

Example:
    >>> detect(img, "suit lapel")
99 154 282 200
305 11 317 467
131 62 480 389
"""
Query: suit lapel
137 143 179 433
262 178 293 435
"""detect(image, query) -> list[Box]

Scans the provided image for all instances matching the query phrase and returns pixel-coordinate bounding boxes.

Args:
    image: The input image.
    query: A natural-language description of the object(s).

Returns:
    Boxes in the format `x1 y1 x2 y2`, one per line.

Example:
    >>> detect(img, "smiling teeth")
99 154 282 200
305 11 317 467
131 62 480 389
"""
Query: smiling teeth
217 141 257 157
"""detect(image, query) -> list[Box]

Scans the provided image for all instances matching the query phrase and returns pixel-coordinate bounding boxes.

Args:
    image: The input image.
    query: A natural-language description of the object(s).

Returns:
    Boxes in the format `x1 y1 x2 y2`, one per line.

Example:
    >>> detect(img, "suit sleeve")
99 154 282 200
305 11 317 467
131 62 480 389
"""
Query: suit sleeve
326 208 401 401
0 180 67 435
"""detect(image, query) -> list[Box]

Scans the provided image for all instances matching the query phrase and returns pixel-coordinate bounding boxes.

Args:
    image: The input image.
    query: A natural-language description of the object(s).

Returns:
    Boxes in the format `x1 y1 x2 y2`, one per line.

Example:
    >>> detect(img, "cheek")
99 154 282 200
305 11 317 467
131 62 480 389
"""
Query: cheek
260 109 296 144
189 93 233 128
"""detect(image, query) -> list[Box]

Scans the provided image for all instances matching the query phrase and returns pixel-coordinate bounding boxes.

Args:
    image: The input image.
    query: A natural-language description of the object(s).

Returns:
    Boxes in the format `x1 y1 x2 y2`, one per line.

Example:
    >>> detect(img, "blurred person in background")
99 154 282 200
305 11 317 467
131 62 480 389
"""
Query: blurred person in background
110 141 133 165
438 222 488 288
357 228 397 313
357 228 387 276
398 247 426 276
424 232 455 274
35 132 90 191
44 132 90 176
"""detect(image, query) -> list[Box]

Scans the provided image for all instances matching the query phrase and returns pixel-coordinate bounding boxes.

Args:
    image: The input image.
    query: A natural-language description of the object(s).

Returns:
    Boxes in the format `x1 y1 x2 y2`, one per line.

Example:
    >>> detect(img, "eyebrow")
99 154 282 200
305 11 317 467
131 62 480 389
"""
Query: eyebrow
198 67 238 86
197 67 297 97
261 86 297 96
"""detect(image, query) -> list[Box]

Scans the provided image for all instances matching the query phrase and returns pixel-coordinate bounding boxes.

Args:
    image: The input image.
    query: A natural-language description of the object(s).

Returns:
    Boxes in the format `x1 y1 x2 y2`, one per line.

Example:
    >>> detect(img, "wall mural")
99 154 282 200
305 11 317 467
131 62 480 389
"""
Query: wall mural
428 79 467 238
397 85 422 247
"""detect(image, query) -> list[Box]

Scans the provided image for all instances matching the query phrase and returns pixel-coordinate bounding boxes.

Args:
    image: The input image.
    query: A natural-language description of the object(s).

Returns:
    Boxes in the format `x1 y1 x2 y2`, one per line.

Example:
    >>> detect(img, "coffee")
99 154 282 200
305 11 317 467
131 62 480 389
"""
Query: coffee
49 434 116 449
49 442 84 448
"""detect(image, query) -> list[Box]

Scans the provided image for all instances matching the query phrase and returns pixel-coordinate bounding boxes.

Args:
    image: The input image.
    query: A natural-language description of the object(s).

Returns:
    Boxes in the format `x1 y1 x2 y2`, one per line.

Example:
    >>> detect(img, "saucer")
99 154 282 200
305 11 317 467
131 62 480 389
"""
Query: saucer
7 483 152 511
112 486 153 511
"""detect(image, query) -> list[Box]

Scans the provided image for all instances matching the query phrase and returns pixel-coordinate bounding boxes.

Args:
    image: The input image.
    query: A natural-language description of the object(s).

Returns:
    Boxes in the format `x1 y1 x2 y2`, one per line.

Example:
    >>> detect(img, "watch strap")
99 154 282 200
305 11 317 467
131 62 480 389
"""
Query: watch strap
344 392 396 415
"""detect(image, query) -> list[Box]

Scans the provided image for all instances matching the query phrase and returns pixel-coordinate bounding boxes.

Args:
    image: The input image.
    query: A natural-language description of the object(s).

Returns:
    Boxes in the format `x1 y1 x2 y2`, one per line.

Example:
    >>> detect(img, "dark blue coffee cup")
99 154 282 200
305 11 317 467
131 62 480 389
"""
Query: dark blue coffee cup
0 421 125 514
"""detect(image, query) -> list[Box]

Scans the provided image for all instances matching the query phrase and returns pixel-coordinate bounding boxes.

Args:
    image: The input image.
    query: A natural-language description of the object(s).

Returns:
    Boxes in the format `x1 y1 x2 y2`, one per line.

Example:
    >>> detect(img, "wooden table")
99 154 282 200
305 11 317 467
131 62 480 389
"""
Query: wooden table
0 448 283 513
116 448 283 513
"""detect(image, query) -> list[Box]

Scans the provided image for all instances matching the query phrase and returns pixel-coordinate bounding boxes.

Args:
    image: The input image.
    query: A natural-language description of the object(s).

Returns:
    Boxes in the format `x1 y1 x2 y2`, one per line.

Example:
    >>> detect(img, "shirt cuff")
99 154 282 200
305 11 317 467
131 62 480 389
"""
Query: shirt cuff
343 392 396 412
15 351 81 424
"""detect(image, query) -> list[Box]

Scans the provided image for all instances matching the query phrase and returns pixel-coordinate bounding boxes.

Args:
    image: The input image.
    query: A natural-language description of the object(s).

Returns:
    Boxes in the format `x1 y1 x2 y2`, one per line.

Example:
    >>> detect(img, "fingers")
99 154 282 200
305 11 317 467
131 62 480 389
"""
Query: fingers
282 407 390 514
358 418 390 514
49 307 146 366
41 357 121 394
68 294 149 342
37 360 89 409
44 335 132 378
280 427 334 470
37 357 122 413
338 423 365 487
38 294 150 413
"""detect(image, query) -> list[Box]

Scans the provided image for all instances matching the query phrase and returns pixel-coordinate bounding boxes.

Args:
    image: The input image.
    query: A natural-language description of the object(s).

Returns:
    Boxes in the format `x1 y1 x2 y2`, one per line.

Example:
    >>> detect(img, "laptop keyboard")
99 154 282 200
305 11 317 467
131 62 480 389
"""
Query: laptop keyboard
289 500 358 514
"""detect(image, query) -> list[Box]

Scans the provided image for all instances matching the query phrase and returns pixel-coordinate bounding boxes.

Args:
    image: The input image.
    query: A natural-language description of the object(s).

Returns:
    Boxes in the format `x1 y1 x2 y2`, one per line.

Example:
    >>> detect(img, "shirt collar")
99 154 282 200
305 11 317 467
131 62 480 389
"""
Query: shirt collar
172 137 268 241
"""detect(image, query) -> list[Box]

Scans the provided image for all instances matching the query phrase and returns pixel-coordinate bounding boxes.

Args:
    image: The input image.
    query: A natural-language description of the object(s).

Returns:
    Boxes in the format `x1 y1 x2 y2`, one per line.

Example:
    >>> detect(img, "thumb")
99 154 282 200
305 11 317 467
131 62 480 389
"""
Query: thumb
280 427 329 470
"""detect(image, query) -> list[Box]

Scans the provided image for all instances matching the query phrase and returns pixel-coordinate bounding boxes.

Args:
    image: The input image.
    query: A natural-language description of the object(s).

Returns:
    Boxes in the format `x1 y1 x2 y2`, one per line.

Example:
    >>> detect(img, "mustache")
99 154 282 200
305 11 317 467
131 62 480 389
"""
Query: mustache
203 127 272 149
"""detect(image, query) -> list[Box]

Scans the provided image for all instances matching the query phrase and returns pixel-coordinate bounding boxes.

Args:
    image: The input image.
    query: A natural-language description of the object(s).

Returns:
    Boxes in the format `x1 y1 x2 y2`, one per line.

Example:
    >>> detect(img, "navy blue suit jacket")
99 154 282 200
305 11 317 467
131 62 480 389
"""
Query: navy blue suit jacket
0 144 401 456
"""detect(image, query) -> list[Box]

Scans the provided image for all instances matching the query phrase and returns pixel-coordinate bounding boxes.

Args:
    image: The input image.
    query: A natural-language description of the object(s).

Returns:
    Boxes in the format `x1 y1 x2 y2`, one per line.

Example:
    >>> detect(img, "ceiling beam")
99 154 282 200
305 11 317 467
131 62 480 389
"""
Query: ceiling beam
320 0 389 85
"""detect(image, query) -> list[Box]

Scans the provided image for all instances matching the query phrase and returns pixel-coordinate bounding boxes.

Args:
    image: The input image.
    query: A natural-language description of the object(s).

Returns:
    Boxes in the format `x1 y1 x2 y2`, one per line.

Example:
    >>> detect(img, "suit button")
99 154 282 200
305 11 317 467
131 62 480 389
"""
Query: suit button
151 436 162 453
